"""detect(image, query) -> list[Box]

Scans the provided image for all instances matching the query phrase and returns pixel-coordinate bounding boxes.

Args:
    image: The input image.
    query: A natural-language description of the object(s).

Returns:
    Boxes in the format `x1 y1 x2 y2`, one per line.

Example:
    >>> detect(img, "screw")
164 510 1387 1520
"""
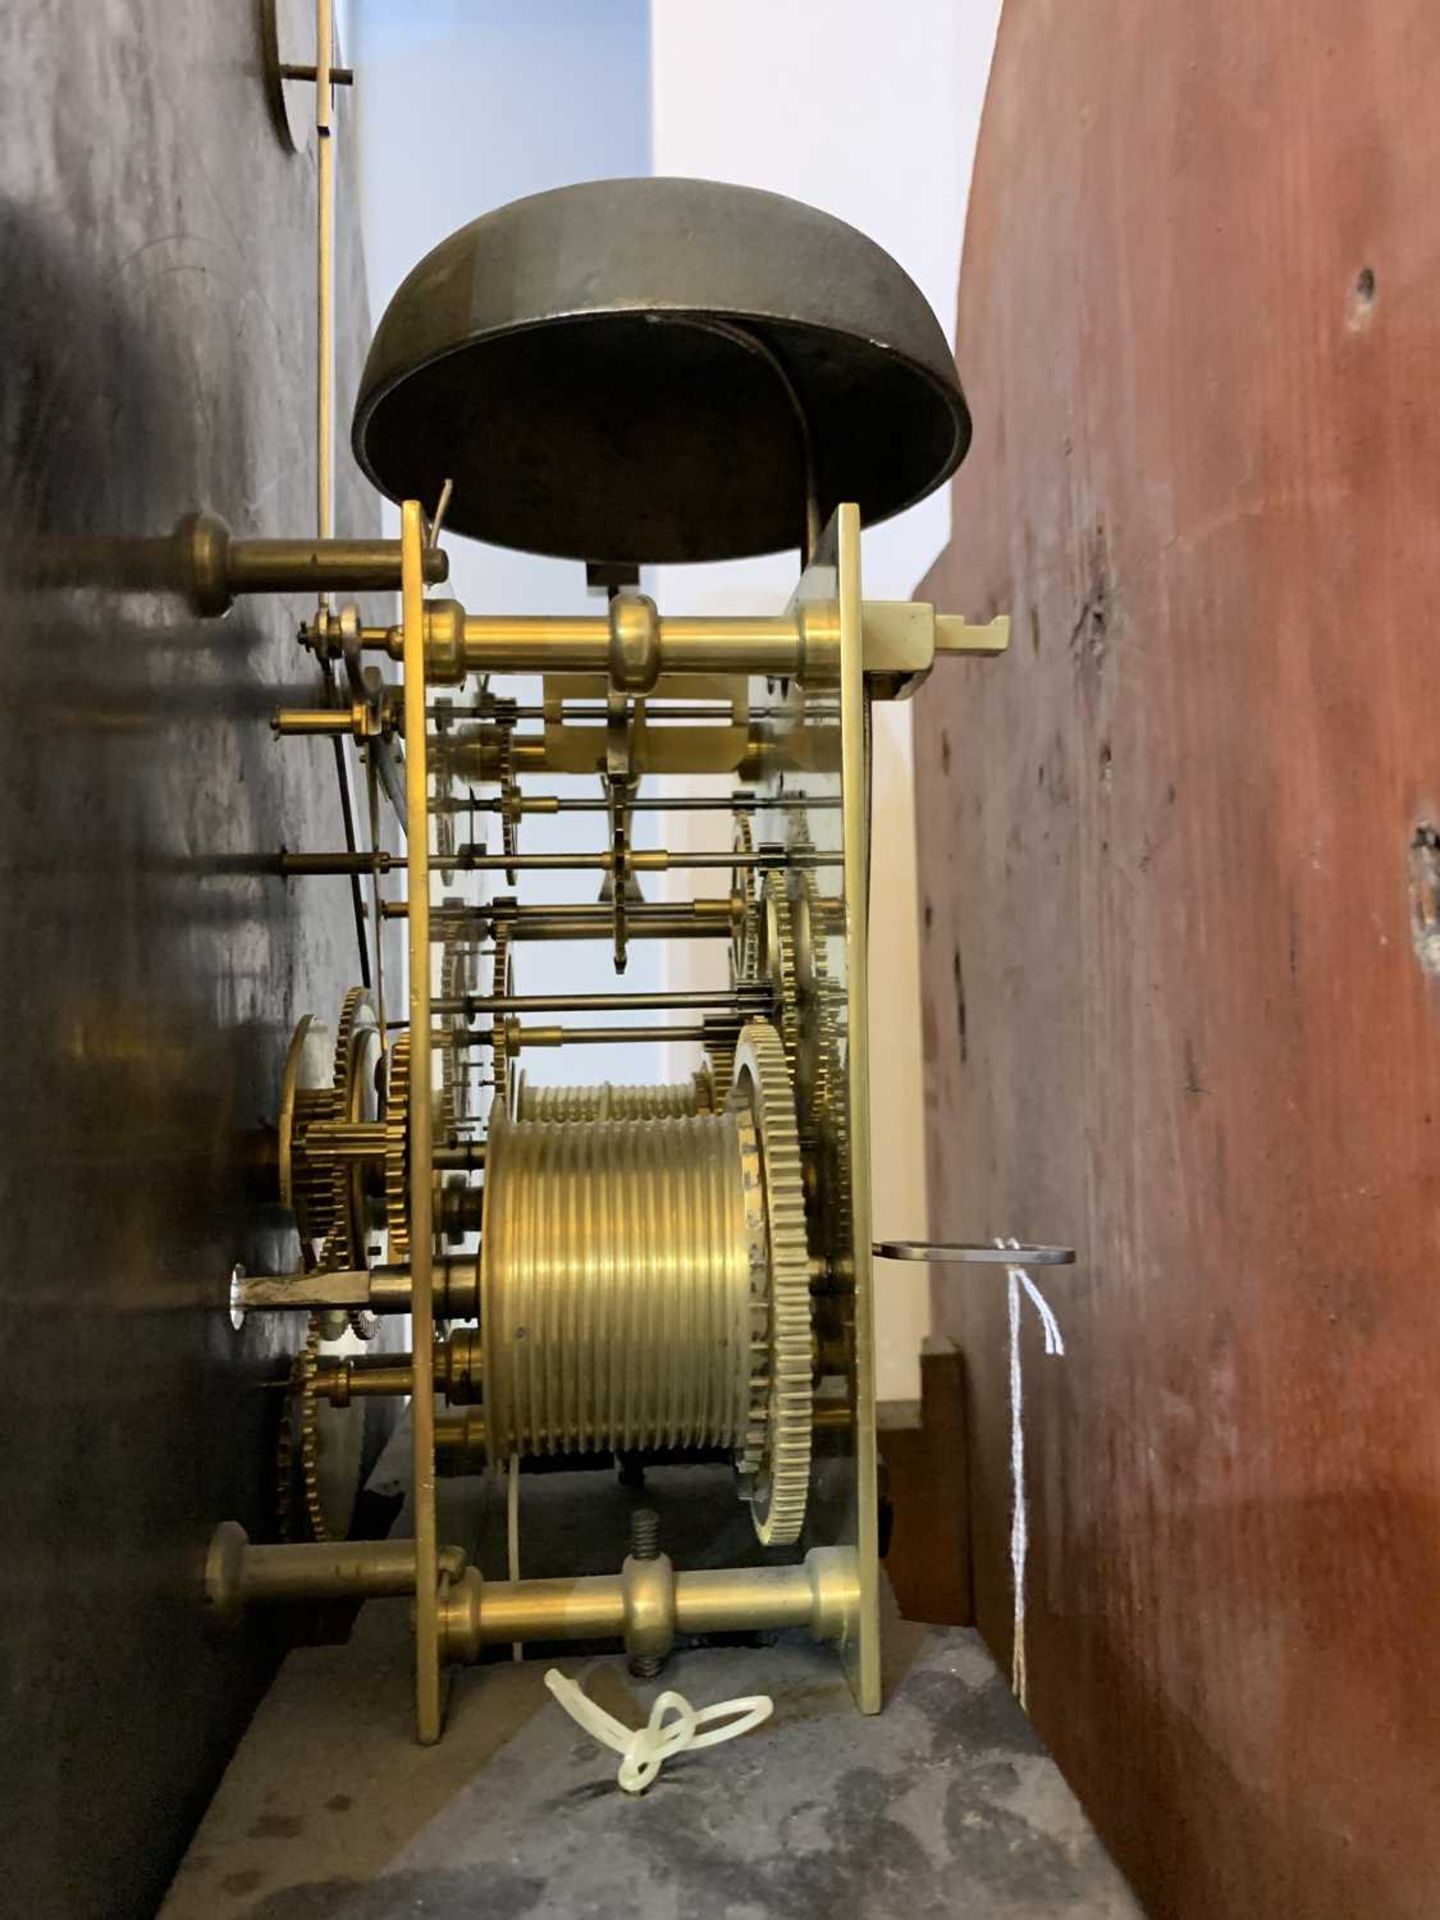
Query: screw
628 1507 662 1680
630 1506 660 1560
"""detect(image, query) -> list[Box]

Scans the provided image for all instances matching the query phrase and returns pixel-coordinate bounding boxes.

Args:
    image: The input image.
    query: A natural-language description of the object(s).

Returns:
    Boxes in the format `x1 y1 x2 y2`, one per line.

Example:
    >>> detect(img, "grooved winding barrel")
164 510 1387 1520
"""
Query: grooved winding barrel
480 1110 759 1457
515 1071 714 1123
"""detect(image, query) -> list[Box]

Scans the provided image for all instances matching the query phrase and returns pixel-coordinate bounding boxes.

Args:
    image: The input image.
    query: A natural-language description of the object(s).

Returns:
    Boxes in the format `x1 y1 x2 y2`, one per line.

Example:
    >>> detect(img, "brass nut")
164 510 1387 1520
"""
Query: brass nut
438 1565 484 1663
607 591 662 693
804 1546 860 1645
178 510 233 619
204 1520 250 1624
622 1549 676 1664
423 599 467 685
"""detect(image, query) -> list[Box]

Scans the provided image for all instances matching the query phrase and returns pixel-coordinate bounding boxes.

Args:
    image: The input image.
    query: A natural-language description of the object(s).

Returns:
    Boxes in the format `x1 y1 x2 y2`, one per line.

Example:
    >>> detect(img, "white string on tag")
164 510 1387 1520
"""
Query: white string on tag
1000 1236 1065 1710
545 1669 773 1794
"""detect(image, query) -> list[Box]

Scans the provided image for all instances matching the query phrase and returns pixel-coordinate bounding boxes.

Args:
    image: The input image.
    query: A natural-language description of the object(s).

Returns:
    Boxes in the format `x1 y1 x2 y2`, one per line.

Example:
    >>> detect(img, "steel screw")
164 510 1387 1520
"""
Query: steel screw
628 1507 663 1679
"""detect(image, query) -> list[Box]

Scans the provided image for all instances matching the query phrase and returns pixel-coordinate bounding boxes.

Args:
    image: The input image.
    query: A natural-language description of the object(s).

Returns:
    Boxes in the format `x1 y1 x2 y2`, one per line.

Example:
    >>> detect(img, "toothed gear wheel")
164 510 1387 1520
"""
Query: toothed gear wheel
323 988 378 1274
282 1016 337 1244
276 1314 328 1543
703 1014 739 1099
760 875 800 1065
731 1020 813 1547
798 872 851 1251
298 1316 328 1542
500 747 520 885
384 1032 412 1263
731 814 760 984
489 926 513 1114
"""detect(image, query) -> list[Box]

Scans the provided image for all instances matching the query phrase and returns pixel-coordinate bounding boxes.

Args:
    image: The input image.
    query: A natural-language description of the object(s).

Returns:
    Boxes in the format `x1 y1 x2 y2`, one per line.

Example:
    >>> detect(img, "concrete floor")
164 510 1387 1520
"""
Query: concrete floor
166 1605 1141 1920
166 1458 1140 1919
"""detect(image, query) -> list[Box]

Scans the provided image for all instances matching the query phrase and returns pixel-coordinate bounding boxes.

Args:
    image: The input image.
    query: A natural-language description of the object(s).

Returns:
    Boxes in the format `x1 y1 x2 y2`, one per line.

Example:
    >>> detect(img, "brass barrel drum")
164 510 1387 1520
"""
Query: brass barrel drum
482 1022 812 1545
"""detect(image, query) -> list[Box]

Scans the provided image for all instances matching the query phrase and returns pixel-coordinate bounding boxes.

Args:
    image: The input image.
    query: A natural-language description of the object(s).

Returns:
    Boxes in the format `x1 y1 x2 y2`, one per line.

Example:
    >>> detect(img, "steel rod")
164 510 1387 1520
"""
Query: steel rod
231 1263 480 1316
463 1023 709 1051
433 988 757 1016
427 793 840 815
276 849 788 874
386 901 737 940
227 537 446 597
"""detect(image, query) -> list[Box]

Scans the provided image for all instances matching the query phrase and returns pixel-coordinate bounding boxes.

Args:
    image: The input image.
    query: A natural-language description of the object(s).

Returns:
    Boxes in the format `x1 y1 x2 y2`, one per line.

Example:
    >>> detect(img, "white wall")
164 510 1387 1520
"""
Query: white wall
649 0 1002 1401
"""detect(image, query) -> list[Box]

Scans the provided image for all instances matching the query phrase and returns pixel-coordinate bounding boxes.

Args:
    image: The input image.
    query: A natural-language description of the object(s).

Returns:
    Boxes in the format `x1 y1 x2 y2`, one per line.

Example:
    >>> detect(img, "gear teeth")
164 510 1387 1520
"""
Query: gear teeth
762 875 800 1066
276 1315 329 1545
384 1033 412 1263
329 988 372 1268
490 928 513 1113
731 815 760 985
733 1021 813 1547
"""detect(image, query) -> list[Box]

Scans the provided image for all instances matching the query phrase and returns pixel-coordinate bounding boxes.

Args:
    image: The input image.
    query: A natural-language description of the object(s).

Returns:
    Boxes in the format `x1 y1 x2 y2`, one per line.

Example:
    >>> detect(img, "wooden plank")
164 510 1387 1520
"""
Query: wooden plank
877 1340 972 1625
915 3 1440 1914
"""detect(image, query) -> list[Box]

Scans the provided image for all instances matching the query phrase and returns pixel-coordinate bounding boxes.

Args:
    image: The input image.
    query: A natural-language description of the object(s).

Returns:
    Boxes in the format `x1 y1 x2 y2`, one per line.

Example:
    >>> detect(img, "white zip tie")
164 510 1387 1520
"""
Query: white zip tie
545 1669 773 1794
1000 1236 1065 1711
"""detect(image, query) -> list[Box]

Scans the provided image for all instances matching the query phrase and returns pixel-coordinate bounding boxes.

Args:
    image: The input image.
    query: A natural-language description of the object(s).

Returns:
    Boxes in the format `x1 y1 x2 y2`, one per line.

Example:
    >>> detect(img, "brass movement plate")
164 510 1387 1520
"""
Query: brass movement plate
754 504 880 1710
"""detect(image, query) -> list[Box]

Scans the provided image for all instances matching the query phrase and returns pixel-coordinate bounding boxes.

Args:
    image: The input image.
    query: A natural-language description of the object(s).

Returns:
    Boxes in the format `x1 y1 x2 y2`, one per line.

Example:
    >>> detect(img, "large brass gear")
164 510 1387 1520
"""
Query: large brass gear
731 1021 813 1546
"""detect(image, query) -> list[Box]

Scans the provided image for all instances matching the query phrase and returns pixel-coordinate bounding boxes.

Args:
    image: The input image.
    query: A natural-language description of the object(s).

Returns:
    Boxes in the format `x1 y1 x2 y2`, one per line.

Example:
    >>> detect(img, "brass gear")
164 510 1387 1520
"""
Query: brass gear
384 1032 412 1263
731 814 760 984
489 926 513 1114
798 872 851 1254
760 874 800 1066
281 994 379 1274
324 988 379 1274
499 733 520 886
731 1021 813 1547
703 1014 740 1098
276 1314 327 1543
